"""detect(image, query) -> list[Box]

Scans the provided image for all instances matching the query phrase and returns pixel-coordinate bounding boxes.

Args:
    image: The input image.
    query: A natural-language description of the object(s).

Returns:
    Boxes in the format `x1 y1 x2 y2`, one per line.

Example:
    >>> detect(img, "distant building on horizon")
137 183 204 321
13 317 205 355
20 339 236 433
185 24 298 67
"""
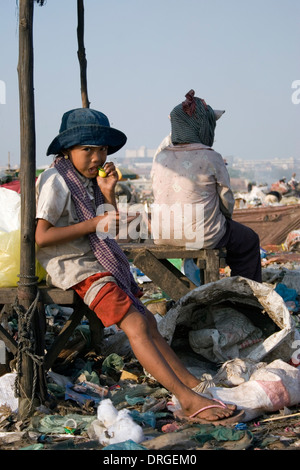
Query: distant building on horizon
121 146 300 182
229 155 300 186
125 146 156 159
122 146 156 177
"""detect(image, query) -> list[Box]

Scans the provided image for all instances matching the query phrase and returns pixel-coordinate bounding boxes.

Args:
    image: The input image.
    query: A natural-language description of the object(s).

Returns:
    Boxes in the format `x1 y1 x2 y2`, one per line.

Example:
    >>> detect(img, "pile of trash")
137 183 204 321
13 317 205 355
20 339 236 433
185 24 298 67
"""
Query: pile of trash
234 178 300 209
0 353 300 450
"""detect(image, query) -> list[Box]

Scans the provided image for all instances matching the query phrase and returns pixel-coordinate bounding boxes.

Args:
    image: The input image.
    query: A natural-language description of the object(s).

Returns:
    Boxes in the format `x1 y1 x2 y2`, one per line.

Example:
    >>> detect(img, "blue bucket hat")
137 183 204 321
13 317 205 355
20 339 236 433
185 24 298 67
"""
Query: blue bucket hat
47 108 127 156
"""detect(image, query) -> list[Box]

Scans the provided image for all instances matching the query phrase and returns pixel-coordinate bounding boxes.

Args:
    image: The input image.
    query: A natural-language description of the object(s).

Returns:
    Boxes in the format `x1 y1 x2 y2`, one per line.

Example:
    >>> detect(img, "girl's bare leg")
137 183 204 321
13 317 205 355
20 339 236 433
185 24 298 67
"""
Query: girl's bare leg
118 306 236 421
144 308 200 388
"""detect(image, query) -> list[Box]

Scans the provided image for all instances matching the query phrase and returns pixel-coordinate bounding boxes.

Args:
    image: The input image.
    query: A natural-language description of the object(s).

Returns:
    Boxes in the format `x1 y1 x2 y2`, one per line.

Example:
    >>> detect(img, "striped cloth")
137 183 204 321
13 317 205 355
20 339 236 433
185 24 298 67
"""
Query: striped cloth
170 90 216 147
54 156 145 314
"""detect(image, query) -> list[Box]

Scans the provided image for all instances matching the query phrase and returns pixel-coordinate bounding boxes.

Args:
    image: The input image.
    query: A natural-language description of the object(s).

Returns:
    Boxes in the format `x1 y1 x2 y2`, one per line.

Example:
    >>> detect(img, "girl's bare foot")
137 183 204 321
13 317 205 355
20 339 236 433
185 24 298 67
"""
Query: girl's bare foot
180 390 236 421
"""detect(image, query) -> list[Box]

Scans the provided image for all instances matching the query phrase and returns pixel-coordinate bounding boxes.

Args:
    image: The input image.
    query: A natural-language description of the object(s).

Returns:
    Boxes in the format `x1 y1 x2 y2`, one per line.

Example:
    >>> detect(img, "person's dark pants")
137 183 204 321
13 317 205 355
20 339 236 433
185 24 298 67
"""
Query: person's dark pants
215 218 262 282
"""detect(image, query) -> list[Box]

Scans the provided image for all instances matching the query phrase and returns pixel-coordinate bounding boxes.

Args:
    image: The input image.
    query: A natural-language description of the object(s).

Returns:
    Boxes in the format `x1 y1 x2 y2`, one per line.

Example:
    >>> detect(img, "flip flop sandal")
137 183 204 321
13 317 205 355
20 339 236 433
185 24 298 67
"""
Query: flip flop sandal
174 400 245 426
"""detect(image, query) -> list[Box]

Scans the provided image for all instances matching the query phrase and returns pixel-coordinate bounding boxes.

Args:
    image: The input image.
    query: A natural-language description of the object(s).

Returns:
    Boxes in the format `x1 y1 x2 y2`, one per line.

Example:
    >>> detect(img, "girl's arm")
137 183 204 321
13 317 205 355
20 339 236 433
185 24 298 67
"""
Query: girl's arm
96 162 118 210
36 164 122 248
35 217 98 248
35 212 122 248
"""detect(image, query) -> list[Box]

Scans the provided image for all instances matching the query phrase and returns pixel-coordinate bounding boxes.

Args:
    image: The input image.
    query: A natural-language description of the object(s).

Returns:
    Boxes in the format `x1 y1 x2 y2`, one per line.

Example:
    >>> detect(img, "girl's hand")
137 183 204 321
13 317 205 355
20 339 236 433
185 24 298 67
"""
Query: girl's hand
96 162 118 191
95 211 139 239
94 210 120 237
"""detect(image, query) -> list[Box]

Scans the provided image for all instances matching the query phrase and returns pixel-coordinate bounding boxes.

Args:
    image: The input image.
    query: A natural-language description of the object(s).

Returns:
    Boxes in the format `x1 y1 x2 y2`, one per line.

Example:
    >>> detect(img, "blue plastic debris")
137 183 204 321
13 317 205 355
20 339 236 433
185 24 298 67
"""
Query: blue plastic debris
275 283 299 312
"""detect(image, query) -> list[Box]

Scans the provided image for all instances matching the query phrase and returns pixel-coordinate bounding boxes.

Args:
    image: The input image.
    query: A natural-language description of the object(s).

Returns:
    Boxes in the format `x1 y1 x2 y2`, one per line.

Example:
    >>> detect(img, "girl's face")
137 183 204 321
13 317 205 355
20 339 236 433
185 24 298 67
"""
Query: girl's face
67 145 108 178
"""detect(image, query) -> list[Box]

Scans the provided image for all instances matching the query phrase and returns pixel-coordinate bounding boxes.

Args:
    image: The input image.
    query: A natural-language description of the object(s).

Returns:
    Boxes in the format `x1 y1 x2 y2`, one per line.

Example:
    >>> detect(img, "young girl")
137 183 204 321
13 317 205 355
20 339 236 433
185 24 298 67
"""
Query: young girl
35 107 241 424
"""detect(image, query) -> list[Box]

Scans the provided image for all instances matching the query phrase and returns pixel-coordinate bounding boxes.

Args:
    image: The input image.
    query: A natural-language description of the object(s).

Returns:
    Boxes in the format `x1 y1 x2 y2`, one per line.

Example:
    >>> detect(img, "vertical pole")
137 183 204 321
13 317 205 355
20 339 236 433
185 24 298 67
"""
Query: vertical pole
77 0 90 108
17 0 45 419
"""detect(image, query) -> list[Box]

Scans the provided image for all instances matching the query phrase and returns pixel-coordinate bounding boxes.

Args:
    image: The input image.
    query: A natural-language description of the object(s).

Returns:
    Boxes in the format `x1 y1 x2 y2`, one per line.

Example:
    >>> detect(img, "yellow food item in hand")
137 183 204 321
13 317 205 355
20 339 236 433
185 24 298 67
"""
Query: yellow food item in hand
98 167 107 177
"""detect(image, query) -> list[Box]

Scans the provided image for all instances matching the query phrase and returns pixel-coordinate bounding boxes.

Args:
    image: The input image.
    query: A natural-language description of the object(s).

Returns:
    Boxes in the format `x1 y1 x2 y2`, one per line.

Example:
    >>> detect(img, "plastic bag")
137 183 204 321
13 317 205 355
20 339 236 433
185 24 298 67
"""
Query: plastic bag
30 413 95 434
0 188 46 287
89 399 145 446
0 188 20 232
275 283 299 312
204 359 300 421
0 229 46 287
0 372 18 412
169 358 300 422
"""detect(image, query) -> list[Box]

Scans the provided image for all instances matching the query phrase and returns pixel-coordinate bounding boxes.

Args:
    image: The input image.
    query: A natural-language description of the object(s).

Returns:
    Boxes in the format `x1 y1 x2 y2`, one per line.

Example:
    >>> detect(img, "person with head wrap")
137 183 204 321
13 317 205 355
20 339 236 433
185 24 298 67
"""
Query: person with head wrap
151 90 262 282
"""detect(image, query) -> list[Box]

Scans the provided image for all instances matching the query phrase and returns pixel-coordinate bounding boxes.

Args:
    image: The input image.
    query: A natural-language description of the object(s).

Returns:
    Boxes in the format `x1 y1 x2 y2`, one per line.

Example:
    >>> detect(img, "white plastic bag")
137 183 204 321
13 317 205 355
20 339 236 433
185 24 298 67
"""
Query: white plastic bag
89 399 145 446
0 372 18 412
0 188 45 287
0 188 21 232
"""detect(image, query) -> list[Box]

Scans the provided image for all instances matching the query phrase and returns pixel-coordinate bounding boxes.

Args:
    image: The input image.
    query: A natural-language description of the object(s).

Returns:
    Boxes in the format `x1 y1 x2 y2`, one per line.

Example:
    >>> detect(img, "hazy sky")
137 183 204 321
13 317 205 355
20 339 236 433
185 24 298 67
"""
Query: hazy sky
0 0 299 169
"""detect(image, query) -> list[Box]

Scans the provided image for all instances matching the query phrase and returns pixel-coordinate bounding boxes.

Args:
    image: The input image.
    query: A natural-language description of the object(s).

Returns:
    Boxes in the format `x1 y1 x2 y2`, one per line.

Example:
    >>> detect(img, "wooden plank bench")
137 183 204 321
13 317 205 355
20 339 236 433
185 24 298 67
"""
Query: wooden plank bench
120 242 227 301
0 244 226 371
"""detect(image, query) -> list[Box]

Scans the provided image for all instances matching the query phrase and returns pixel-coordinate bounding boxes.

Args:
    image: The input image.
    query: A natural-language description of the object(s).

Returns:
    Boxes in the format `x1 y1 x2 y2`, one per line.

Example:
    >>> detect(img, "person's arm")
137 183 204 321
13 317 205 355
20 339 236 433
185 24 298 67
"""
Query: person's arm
35 165 120 248
35 211 125 248
96 161 119 210
35 165 138 248
35 217 98 248
215 155 235 218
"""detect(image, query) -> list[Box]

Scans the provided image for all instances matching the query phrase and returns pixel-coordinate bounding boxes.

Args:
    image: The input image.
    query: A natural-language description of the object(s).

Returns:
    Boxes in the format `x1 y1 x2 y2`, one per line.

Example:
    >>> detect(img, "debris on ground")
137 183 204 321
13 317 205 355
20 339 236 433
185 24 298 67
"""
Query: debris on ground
1 262 300 451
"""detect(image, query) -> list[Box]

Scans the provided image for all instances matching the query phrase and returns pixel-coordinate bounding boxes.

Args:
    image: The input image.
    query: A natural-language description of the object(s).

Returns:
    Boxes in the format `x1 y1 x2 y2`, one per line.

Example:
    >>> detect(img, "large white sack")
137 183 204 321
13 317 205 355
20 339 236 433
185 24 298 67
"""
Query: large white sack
204 359 300 421
157 276 300 364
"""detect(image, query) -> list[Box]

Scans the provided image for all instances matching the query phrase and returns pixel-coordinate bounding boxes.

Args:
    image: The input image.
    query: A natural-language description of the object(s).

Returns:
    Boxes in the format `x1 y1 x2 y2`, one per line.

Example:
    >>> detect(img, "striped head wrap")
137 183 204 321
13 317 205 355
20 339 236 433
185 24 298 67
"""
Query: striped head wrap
54 156 145 314
170 89 216 147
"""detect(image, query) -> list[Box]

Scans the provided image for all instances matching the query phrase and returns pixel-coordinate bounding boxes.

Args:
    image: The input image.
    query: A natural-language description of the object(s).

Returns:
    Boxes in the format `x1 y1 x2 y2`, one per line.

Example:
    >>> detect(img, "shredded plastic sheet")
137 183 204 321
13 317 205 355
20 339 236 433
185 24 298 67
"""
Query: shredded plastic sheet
29 413 95 434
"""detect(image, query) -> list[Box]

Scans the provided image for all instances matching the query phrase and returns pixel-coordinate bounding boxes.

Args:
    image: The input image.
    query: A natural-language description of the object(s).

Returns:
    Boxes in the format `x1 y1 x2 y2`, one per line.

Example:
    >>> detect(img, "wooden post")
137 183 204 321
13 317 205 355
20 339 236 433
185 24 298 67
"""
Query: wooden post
17 0 46 419
77 0 90 108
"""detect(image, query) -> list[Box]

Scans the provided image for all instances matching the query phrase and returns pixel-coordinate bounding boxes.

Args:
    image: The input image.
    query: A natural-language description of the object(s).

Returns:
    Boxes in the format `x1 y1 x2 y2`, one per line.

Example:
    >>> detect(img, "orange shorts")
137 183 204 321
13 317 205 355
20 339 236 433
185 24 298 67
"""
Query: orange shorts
72 272 143 327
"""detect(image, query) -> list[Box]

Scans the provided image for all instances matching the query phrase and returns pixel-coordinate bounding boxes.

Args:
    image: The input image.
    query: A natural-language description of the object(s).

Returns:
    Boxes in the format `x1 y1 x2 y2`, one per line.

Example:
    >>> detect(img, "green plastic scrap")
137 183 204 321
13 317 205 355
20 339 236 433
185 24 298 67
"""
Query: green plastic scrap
29 414 95 434
194 424 250 444
102 353 124 374
75 359 101 385
47 383 65 398
125 394 146 406
110 383 159 406
102 440 148 450
18 443 44 450
129 409 156 428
